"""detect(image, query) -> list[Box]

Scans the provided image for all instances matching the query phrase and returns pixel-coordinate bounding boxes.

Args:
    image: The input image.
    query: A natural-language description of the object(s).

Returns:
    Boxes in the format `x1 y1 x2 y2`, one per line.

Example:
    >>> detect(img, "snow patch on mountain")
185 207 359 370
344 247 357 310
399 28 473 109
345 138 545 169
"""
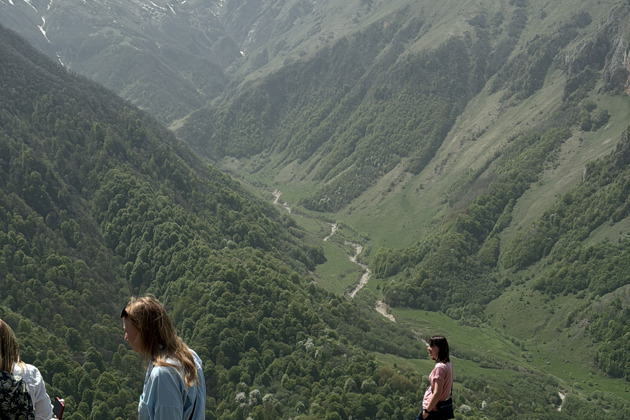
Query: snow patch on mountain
38 15 50 42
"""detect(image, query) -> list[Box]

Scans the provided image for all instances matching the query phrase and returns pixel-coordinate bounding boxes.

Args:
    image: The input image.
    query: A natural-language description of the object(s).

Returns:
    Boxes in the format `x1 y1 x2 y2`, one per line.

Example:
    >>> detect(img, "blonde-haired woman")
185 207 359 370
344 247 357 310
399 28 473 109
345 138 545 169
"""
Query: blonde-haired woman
0 318 48 420
121 296 206 420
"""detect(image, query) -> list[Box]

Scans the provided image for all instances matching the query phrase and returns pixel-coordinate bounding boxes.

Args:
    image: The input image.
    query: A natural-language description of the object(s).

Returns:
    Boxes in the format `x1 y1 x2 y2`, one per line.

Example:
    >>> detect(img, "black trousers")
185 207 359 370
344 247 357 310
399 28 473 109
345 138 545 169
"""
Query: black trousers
417 398 454 420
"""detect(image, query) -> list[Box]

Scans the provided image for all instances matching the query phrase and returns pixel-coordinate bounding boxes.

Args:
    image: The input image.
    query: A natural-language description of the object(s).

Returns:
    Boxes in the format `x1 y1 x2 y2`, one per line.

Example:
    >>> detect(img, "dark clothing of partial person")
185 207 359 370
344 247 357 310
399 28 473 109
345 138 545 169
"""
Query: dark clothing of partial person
0 370 35 420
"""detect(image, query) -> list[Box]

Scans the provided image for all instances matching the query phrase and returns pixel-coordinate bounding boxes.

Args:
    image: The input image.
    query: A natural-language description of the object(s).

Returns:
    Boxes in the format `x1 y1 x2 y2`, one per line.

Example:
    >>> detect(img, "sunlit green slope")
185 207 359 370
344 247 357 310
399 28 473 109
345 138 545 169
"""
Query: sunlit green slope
174 1 630 418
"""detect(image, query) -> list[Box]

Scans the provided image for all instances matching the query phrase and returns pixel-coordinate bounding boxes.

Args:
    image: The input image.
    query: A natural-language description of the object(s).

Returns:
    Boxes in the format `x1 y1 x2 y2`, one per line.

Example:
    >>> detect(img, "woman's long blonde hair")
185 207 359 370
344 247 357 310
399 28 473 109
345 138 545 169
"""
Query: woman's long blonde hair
121 296 198 387
0 319 22 372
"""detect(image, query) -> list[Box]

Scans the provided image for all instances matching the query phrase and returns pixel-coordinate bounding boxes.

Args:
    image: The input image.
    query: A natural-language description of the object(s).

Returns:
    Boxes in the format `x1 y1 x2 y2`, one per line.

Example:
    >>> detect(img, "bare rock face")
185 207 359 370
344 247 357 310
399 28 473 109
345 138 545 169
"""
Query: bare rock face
602 34 630 91
600 8 630 93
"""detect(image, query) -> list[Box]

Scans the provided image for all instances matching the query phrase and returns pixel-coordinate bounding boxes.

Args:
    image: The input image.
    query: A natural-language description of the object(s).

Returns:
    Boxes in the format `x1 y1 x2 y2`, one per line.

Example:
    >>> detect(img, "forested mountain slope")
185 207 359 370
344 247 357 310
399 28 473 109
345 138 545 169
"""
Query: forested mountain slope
0 24 433 419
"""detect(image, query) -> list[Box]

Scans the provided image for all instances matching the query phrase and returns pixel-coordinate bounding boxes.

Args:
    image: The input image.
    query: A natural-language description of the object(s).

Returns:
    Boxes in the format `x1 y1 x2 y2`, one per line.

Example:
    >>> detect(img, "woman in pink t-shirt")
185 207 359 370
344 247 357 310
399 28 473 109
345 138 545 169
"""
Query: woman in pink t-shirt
419 335 454 419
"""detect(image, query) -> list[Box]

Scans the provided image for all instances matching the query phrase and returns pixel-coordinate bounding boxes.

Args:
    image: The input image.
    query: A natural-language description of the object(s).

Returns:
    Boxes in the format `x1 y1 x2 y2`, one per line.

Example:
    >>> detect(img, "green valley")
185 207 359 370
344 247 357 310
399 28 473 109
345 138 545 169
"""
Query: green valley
1 0 630 418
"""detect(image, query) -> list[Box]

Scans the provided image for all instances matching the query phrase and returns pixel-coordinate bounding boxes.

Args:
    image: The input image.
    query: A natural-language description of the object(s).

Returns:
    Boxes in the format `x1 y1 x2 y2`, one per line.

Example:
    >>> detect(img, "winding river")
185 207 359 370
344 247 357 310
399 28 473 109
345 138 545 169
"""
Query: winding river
326 223 395 322
272 190 395 322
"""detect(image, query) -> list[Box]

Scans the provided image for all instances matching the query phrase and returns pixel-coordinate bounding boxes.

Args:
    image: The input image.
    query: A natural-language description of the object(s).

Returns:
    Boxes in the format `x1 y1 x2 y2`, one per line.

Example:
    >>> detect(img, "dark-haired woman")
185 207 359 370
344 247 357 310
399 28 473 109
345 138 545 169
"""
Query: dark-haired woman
121 296 206 420
420 335 454 419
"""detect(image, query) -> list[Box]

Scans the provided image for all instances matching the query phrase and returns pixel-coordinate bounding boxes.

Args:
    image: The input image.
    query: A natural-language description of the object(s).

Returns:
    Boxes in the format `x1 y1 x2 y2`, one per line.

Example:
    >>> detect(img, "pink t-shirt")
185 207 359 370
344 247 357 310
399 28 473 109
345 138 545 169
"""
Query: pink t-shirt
422 362 453 410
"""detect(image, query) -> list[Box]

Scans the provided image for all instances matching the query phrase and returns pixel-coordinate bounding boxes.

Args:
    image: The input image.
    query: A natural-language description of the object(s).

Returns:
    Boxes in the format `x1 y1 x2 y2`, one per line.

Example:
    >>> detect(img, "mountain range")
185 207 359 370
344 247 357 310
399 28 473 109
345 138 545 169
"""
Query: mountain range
1 0 630 419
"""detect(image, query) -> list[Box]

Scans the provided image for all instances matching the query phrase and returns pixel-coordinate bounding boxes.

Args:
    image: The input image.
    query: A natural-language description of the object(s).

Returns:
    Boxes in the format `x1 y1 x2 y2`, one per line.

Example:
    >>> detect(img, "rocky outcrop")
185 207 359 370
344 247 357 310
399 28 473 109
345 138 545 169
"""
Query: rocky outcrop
600 8 630 92
602 33 630 91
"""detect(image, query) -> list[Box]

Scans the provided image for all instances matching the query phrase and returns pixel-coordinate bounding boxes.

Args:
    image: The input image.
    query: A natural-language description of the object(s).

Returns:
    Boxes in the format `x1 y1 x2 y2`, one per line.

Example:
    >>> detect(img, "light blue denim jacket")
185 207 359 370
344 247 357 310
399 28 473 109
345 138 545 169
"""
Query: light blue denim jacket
138 349 206 420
